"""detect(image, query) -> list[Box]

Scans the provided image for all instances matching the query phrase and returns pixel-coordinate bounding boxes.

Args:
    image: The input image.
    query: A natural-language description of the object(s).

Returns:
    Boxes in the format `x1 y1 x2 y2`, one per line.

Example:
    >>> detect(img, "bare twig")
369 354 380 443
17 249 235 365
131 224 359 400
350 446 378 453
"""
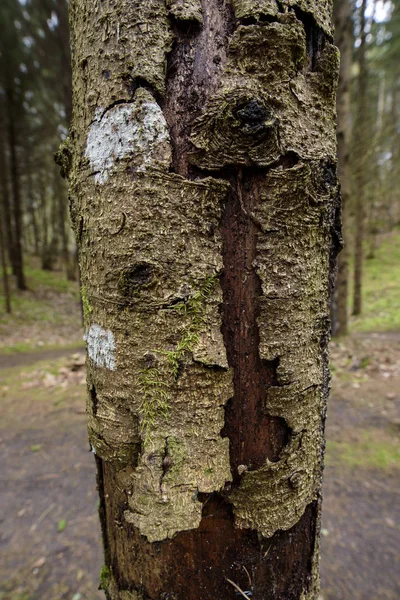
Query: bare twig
29 503 56 532
243 565 252 589
226 578 251 599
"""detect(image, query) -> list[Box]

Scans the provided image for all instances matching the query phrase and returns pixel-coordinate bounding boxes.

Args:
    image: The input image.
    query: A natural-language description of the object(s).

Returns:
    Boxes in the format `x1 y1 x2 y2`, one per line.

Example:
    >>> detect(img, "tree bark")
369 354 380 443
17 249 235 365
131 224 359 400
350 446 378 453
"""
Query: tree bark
68 1 340 598
352 0 367 316
332 0 352 336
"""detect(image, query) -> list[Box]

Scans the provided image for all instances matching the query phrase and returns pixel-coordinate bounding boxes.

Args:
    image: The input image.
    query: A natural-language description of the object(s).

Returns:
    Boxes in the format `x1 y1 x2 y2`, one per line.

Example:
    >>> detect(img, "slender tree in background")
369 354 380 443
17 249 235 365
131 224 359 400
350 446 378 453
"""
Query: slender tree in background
0 124 11 313
0 0 75 290
0 222 11 314
352 0 368 316
333 0 352 336
0 0 27 290
68 1 340 598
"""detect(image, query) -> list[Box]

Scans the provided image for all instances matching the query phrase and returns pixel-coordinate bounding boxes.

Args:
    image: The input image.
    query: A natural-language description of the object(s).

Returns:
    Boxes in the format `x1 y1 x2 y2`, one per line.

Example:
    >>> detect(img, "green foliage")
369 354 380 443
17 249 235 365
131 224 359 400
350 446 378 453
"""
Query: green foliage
138 273 218 443
351 232 400 333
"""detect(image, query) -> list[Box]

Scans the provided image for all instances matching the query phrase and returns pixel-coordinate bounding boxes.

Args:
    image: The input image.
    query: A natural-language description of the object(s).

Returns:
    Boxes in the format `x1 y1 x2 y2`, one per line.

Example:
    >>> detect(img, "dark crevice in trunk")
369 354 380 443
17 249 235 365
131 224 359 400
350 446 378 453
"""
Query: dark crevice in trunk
125 76 164 106
167 14 203 33
293 7 329 71
90 383 98 416
220 168 292 478
95 455 112 569
99 98 132 121
239 13 281 26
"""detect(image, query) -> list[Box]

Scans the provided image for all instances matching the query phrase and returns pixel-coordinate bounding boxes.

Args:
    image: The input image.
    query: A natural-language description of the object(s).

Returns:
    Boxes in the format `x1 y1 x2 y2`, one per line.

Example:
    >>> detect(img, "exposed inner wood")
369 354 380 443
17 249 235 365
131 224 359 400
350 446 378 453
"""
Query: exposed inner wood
100 459 317 600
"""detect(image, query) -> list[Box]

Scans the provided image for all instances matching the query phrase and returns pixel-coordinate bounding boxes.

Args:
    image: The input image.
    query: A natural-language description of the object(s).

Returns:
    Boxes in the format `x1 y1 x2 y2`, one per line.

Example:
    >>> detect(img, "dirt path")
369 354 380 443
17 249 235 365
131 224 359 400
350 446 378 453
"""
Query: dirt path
0 347 85 371
0 335 399 599
0 356 103 600
321 332 400 599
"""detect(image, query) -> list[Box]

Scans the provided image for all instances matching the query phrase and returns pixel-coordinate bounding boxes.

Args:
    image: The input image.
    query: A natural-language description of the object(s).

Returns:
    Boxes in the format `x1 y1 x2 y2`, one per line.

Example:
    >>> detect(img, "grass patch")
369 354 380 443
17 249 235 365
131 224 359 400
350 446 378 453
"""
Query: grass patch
0 260 80 326
0 257 82 354
326 430 400 470
350 231 400 333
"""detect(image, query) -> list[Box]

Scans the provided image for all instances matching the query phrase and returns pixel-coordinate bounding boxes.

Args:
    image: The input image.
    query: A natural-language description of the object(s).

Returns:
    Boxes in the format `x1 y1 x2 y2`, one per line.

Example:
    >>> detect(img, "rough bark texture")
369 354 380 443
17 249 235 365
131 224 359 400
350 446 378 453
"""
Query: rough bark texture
68 0 340 598
332 0 352 336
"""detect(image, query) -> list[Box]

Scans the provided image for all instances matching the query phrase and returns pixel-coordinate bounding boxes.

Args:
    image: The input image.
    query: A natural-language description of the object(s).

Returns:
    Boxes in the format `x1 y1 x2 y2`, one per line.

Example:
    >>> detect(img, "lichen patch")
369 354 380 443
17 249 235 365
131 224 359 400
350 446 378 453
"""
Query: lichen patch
85 89 171 184
85 324 116 370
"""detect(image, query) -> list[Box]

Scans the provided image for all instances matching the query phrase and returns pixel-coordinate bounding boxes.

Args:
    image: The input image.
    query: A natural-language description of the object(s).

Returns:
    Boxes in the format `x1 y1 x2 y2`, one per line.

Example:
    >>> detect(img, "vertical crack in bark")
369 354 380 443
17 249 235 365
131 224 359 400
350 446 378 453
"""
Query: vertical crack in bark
95 455 112 569
220 168 291 480
293 7 329 71
164 0 235 176
90 383 98 416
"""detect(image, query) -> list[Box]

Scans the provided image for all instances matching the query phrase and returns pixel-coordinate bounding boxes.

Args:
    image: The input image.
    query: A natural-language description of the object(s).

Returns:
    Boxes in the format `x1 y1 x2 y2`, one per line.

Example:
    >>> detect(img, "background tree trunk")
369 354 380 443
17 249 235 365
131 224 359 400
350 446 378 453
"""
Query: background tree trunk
0 216 11 314
6 86 26 290
352 0 367 316
333 0 352 337
0 121 15 271
69 1 340 598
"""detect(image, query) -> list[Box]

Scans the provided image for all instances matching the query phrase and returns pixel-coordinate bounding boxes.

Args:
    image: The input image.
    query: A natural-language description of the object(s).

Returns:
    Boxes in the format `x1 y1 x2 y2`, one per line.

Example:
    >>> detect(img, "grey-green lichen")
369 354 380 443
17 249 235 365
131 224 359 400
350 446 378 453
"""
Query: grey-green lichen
85 88 171 184
167 0 203 23
232 0 333 35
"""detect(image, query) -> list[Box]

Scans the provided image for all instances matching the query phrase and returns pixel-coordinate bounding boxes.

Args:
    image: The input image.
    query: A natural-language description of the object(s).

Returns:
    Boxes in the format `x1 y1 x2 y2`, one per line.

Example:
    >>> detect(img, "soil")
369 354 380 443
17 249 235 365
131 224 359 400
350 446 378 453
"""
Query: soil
0 333 399 600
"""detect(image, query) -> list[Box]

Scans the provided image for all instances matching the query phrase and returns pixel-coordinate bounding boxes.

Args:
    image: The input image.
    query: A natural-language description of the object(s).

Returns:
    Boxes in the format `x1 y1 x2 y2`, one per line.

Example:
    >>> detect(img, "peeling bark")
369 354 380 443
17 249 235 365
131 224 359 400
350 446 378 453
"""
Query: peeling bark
68 0 340 598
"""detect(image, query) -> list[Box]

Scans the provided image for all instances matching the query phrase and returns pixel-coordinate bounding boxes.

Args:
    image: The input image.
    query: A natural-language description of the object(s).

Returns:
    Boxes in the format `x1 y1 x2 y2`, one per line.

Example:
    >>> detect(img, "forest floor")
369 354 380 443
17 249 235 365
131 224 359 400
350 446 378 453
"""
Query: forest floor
0 238 399 600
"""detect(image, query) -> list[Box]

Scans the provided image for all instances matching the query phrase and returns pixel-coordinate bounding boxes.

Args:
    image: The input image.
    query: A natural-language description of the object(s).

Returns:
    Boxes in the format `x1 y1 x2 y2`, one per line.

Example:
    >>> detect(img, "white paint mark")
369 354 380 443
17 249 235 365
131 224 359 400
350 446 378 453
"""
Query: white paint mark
85 92 171 184
84 324 116 370
91 445 97 454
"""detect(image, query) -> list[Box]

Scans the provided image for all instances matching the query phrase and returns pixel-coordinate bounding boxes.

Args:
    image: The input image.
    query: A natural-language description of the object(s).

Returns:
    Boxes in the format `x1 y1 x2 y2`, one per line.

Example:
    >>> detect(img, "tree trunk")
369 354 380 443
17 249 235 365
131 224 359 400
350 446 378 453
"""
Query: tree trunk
0 121 15 272
0 214 11 314
333 0 352 337
0 142 12 313
6 87 26 291
68 1 340 598
25 148 41 257
53 163 75 280
352 0 367 316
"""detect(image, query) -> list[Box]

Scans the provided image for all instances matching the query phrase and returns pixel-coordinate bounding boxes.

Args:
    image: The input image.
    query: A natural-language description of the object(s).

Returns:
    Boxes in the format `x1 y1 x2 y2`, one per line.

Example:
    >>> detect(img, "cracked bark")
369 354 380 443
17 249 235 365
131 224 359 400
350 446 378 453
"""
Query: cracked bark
68 0 340 598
